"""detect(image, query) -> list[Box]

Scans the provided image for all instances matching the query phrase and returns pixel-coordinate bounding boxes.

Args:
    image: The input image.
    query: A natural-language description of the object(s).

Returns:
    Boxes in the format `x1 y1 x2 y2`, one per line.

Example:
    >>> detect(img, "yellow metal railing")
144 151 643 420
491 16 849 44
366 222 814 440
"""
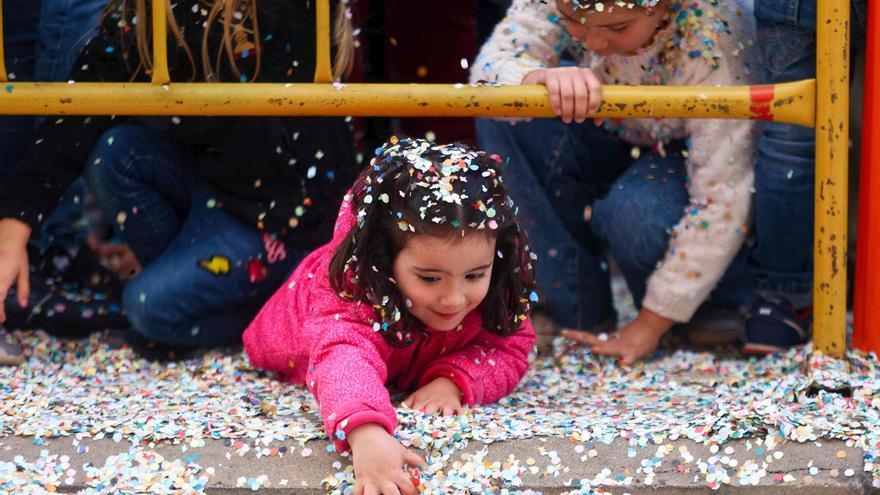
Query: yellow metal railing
0 0 849 356
314 0 333 84
0 4 6 83
813 0 850 356
152 0 170 84
0 81 816 124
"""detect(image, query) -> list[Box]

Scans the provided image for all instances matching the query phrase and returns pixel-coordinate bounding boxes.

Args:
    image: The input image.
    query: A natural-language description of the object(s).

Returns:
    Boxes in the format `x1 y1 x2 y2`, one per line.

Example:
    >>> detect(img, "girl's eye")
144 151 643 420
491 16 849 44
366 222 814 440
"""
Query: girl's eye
608 24 629 32
418 275 439 283
466 273 486 280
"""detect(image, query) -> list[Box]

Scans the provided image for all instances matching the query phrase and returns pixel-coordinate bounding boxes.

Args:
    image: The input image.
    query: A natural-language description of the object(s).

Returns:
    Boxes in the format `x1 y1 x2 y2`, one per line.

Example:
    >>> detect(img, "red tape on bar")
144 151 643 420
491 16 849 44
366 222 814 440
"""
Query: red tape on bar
749 85 775 121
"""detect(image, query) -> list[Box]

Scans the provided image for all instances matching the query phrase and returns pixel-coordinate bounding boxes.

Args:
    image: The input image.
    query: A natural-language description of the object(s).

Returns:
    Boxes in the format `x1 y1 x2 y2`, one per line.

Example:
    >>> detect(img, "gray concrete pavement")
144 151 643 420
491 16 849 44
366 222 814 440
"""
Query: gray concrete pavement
2 433 876 493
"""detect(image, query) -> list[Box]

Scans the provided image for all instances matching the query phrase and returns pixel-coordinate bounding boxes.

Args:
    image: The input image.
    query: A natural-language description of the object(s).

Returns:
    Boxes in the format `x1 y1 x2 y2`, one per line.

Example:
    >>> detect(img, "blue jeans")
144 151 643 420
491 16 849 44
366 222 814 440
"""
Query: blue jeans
478 119 751 329
85 124 307 348
750 0 868 300
0 0 105 251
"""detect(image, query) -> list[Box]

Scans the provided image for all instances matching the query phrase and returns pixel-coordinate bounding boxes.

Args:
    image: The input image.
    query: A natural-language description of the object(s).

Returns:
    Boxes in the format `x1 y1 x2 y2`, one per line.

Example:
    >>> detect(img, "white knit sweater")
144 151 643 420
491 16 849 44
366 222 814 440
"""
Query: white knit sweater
471 0 759 322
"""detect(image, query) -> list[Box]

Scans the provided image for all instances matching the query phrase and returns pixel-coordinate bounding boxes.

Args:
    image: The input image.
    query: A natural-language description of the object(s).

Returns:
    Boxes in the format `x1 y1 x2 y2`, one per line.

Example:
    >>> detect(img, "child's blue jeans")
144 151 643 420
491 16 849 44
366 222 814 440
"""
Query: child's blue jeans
750 0 868 302
84 124 307 348
477 118 751 330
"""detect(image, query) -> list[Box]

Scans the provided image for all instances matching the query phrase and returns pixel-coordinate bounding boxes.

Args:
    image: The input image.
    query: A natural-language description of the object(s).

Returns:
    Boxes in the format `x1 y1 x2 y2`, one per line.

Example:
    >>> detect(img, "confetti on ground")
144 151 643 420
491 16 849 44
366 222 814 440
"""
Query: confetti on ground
1 330 878 494
1 269 879 495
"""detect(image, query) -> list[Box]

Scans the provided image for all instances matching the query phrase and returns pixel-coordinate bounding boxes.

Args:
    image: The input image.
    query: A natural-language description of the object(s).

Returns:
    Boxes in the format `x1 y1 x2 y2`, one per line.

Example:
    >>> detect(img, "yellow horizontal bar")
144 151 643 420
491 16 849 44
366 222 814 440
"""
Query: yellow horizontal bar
0 80 815 126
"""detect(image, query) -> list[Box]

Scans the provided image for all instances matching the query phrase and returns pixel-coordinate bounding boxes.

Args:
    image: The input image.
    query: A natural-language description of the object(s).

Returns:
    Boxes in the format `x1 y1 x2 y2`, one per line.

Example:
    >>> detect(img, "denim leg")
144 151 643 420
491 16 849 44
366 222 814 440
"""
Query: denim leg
38 180 86 253
591 151 690 307
121 187 307 348
34 0 106 82
753 0 815 28
85 124 195 266
476 118 629 330
34 0 106 251
851 0 867 49
0 0 41 179
748 15 817 299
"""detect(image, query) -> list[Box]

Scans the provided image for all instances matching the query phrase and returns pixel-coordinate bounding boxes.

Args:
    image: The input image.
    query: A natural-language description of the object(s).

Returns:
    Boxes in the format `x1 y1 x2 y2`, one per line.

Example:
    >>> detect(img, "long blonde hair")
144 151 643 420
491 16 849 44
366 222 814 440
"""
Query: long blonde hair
118 0 354 82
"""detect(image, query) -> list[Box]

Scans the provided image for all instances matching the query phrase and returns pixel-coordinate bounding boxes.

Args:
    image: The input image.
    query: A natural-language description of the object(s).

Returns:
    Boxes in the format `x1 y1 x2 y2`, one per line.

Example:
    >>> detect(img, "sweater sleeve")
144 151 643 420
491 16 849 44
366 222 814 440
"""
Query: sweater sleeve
469 0 566 85
419 317 535 405
641 56 757 322
305 307 398 452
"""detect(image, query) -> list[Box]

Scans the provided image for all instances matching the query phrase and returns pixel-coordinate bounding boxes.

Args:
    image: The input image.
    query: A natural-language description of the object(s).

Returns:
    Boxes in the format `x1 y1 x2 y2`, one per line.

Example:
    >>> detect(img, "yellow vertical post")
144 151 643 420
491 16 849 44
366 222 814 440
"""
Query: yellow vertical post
152 0 170 84
0 0 7 82
314 0 333 83
813 0 850 356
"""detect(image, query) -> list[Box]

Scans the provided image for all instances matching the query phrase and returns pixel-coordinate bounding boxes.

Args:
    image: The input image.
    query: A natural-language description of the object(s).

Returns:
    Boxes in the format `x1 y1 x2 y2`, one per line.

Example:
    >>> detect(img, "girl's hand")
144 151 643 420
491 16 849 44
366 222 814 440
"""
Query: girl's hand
402 377 465 416
349 424 426 495
522 67 603 124
561 308 674 365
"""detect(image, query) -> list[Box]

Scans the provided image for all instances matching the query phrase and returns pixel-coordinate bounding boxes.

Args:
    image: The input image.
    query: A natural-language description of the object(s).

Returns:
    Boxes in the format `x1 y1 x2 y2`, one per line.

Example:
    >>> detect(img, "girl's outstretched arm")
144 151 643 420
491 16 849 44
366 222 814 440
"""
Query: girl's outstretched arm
304 310 400 452
417 315 536 406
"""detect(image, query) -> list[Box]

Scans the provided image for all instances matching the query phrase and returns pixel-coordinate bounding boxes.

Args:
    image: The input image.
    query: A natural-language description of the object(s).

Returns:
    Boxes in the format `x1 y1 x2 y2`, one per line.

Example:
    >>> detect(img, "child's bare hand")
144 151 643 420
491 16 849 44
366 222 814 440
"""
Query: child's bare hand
561 309 674 365
522 67 603 124
349 424 426 495
0 219 33 324
402 377 464 416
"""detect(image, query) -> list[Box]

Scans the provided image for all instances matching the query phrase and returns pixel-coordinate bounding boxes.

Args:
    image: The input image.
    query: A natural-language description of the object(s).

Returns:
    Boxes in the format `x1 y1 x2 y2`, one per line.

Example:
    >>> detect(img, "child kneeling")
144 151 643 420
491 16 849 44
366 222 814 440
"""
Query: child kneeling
473 0 759 364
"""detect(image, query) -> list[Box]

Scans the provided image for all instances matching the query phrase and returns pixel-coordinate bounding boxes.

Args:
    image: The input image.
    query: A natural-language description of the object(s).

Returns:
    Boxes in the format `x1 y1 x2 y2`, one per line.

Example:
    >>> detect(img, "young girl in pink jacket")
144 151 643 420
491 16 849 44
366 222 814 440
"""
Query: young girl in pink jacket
243 137 538 494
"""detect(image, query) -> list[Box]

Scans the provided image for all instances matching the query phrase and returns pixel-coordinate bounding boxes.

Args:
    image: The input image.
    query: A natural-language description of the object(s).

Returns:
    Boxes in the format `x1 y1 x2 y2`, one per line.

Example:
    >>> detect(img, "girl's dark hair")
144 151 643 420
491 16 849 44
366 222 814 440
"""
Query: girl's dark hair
329 137 539 347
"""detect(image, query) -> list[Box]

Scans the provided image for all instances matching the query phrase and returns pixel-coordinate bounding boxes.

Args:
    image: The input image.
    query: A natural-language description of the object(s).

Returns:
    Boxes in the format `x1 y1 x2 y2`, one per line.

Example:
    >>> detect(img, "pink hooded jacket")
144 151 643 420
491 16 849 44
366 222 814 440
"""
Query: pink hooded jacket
243 193 536 451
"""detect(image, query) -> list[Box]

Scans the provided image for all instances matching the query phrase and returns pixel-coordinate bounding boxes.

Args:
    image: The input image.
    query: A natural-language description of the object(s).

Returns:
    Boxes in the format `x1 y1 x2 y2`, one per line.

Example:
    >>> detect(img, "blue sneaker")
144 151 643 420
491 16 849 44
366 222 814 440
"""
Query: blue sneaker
743 298 812 354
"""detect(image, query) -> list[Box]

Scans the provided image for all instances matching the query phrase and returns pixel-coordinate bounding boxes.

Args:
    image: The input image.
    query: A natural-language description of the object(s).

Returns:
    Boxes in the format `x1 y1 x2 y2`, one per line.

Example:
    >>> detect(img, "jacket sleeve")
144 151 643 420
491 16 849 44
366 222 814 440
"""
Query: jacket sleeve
641 49 757 322
305 305 398 452
419 317 535 405
469 0 567 85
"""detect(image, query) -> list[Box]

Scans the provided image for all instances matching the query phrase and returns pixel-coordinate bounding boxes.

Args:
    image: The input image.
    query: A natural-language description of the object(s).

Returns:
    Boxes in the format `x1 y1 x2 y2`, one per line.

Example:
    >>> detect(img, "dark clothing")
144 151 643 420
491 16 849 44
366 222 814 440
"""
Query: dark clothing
0 0 357 249
84 123 309 347
748 0 868 299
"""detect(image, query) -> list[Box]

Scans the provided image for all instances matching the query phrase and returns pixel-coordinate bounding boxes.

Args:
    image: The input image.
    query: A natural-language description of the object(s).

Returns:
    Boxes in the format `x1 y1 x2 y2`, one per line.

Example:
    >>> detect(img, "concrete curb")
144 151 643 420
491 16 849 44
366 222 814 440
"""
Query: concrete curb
3 435 877 494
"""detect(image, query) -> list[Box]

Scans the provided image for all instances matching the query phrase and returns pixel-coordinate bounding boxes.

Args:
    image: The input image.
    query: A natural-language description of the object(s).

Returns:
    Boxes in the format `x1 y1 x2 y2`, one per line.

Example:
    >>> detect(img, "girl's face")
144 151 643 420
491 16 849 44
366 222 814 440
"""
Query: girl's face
555 1 668 56
392 233 497 332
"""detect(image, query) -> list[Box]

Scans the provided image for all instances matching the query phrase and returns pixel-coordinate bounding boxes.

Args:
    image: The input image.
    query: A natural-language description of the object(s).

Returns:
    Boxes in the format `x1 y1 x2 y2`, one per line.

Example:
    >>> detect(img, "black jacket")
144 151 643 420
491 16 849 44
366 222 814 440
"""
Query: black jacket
0 0 357 248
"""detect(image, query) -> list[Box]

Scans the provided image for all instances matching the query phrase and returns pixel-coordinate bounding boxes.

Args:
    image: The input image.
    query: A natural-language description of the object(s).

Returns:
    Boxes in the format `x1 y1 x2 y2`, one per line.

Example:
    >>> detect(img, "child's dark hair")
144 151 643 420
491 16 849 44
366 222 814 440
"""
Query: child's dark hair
329 137 539 346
